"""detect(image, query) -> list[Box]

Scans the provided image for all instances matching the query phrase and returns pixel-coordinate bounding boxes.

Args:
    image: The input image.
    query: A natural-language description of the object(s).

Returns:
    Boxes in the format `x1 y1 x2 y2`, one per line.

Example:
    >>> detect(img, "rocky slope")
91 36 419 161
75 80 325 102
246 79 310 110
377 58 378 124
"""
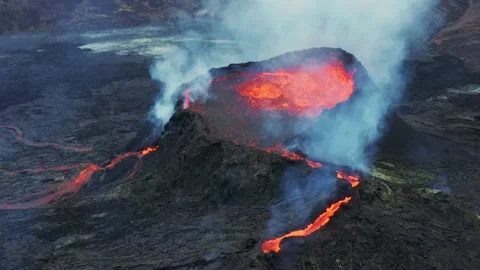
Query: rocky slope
433 0 480 72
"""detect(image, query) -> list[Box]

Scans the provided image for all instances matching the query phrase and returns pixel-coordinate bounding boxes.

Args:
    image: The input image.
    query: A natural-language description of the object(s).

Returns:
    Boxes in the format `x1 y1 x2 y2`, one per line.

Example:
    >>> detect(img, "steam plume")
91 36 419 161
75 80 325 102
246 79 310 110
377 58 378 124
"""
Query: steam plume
151 0 436 169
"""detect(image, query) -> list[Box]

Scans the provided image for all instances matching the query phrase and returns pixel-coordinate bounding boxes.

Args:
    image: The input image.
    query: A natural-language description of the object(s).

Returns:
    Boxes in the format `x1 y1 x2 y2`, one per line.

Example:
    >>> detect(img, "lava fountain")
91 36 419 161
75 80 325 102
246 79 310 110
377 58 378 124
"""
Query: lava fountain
181 47 373 253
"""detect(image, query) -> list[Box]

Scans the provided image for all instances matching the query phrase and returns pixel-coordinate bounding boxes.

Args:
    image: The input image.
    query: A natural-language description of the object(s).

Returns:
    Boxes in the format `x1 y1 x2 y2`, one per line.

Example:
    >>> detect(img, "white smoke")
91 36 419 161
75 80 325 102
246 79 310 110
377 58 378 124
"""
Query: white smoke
150 0 437 169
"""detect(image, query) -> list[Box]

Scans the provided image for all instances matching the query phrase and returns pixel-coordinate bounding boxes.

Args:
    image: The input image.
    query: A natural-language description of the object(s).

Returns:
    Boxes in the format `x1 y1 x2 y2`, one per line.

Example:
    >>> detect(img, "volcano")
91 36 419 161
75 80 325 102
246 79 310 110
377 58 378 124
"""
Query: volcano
1 36 480 270
179 48 373 253
183 48 375 149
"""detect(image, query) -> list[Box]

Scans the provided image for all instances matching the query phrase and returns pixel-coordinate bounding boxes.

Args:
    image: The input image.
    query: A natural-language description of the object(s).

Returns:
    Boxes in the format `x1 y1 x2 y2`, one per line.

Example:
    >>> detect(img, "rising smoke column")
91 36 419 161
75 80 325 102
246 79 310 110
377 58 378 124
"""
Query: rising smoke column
149 0 437 253
151 0 436 170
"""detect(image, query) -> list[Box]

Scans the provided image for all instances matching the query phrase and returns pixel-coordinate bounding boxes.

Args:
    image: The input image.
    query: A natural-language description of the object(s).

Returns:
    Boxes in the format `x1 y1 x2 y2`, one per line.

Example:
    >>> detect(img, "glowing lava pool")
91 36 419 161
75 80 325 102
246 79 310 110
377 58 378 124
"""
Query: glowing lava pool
183 47 366 149
236 61 355 117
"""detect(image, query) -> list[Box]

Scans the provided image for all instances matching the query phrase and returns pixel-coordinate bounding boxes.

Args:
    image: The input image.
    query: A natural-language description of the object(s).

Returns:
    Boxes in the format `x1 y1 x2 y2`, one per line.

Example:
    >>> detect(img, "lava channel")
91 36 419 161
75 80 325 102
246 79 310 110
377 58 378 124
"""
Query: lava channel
0 125 159 210
261 196 352 253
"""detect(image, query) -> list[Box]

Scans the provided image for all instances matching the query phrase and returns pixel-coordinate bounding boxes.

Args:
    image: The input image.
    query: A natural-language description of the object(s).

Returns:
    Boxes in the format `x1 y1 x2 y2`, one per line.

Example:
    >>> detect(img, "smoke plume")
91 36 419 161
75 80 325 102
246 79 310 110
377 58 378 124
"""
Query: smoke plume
151 0 436 170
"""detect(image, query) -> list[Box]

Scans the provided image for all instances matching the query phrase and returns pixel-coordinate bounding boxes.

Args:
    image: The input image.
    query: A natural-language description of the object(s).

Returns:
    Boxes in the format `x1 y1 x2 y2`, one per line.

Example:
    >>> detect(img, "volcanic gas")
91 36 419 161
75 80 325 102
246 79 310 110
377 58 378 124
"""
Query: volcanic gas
181 48 367 253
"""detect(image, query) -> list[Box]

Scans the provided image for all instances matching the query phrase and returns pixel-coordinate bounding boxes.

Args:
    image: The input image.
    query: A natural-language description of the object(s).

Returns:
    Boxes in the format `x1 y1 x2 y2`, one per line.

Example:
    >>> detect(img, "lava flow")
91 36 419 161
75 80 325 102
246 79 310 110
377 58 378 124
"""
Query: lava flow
261 196 352 253
0 125 159 210
183 56 362 254
265 144 323 169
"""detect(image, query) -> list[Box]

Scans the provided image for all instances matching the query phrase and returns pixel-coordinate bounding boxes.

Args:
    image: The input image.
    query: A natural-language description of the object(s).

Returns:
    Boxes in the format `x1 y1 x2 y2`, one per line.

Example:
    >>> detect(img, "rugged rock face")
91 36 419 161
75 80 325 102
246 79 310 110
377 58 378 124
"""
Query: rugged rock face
433 1 480 72
0 0 203 34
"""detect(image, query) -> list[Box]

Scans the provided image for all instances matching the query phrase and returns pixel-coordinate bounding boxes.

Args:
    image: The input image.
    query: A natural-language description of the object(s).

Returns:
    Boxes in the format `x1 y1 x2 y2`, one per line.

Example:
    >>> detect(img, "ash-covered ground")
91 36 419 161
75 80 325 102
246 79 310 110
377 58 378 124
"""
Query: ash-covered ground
0 25 480 270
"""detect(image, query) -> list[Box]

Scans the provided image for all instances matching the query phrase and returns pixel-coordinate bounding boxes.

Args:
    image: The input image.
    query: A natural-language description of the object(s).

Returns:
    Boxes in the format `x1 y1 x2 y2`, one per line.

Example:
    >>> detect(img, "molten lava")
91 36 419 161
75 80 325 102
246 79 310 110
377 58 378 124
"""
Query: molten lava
237 61 354 116
336 171 360 188
264 144 323 169
183 61 354 117
0 125 159 210
182 56 361 253
261 196 352 253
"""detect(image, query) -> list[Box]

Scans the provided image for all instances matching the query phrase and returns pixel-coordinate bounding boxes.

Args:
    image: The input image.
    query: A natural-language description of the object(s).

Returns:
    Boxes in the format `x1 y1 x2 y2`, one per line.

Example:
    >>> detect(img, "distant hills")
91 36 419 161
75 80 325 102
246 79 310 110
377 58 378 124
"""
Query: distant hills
1 0 479 73
0 0 204 34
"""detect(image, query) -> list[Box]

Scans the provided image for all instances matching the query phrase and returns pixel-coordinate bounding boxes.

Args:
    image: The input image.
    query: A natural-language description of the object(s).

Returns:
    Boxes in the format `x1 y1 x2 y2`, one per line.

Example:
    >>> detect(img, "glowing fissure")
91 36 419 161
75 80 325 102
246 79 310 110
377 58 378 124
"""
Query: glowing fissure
0 126 159 210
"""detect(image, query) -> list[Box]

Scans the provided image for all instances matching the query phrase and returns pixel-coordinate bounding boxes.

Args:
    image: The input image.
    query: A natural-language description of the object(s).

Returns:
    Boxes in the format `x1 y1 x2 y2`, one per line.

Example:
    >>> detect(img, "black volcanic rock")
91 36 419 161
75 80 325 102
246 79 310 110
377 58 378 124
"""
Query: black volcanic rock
380 84 480 162
0 41 479 269
0 0 203 34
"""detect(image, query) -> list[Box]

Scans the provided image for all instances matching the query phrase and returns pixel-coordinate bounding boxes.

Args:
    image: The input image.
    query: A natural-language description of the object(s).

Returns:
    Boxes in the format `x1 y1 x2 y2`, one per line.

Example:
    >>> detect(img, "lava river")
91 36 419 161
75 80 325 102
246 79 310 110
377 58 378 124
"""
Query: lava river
184 60 361 253
0 125 159 210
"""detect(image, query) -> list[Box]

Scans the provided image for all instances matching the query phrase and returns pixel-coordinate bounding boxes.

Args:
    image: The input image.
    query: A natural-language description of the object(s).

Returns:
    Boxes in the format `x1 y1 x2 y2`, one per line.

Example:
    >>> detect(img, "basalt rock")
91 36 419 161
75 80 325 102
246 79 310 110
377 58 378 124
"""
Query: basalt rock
1 42 480 270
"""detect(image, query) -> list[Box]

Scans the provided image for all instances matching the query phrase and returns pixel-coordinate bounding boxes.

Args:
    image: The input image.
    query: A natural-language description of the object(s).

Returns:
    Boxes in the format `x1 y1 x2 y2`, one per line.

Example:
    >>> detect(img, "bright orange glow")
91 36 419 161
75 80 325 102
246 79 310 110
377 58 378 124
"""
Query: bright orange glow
182 60 362 254
265 144 323 169
0 125 160 210
237 62 354 116
261 196 352 253
140 146 160 156
336 171 360 188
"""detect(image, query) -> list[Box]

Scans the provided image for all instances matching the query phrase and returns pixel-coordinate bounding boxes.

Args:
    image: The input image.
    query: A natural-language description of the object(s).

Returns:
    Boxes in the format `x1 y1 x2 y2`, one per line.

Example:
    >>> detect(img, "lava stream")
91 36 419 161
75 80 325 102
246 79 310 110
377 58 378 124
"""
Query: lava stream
261 196 352 253
0 146 159 210
0 124 159 210
0 125 92 152
336 171 360 188
238 62 354 116
182 60 361 253
260 147 360 254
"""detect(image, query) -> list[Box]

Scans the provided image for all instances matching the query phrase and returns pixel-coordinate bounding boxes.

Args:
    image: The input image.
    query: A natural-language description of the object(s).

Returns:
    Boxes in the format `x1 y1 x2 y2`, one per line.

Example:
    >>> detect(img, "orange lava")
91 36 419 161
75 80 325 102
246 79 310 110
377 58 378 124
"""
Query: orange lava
0 125 159 210
261 196 352 253
237 61 354 116
265 144 323 168
140 146 160 155
336 171 360 188
181 61 361 253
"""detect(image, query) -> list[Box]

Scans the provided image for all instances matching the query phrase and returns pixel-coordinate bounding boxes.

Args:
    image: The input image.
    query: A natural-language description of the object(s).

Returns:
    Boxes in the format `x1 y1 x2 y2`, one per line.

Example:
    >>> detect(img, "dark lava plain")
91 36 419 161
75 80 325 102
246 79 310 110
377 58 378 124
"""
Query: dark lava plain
0 36 480 270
